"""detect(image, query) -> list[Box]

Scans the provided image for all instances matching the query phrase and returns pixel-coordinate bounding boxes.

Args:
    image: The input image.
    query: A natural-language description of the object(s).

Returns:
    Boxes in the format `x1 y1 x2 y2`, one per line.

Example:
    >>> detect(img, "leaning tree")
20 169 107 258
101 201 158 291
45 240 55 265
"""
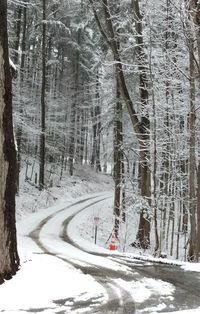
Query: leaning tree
0 0 20 282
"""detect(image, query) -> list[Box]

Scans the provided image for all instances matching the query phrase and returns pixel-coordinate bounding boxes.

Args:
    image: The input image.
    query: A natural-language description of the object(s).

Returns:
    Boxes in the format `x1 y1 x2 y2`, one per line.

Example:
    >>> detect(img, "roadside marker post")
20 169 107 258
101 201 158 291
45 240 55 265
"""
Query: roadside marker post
94 216 100 244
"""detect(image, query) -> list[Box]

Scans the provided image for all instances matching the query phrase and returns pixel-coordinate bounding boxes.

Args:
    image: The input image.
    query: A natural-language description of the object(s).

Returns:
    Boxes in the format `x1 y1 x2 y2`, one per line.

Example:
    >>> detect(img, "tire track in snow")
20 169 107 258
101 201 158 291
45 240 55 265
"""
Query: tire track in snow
28 193 136 313
62 201 200 313
29 194 105 257
60 197 137 313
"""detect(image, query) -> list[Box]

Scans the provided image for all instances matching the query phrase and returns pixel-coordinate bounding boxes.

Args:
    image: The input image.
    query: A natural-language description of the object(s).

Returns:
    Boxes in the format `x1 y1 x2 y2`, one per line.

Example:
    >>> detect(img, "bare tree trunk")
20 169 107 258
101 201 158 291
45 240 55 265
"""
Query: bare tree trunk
78 109 85 165
95 102 101 172
59 135 66 181
84 108 89 164
188 0 200 260
122 157 126 223
39 0 46 190
0 0 20 281
68 29 81 176
162 112 170 251
20 2 27 72
132 0 151 249
170 207 175 256
91 106 97 168
196 163 200 259
152 118 159 255
113 76 123 237
68 103 76 176
16 2 27 194
176 202 182 260
188 28 197 261
91 73 101 172
149 24 159 255
13 5 22 64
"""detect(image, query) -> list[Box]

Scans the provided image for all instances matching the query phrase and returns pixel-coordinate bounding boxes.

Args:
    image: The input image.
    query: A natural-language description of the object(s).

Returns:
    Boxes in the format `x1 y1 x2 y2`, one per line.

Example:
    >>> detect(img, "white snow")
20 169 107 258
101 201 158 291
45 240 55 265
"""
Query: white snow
0 193 112 313
181 263 200 272
0 254 105 312
112 278 175 303
0 168 199 313
152 309 200 314
9 58 17 71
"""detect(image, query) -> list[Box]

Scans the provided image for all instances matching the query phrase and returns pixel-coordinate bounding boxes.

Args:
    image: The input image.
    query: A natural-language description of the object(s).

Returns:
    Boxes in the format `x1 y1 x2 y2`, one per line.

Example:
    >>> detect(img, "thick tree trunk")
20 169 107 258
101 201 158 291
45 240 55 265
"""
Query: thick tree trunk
189 0 200 260
132 0 151 249
196 163 200 259
134 146 151 249
0 0 20 281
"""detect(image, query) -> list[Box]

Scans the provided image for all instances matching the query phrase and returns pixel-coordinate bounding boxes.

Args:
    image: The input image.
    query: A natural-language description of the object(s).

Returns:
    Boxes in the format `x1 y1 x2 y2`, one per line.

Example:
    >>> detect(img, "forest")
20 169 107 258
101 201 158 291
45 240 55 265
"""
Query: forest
3 0 200 267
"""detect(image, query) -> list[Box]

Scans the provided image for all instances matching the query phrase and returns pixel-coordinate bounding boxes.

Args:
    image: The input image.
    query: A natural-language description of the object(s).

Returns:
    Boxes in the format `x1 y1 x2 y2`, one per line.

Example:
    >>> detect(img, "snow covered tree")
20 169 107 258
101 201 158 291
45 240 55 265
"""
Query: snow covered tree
89 0 151 248
8 0 200 261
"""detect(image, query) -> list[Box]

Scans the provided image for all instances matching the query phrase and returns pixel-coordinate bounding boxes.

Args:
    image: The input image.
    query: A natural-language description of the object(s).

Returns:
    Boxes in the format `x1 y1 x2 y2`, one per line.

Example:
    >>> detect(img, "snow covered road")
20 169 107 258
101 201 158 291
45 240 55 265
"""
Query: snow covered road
28 192 137 313
0 192 200 313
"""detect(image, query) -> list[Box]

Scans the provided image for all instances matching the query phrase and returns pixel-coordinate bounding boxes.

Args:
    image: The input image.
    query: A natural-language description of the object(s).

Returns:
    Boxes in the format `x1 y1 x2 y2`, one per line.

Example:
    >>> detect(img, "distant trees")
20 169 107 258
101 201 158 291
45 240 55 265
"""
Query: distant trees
7 0 200 261
0 0 20 281
89 0 151 247
87 0 200 260
10 0 108 182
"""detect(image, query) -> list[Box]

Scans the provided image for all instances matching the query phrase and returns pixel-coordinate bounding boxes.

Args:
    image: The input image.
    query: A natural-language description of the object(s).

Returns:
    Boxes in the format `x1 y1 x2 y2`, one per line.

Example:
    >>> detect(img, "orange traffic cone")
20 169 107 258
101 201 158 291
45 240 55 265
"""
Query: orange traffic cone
109 232 117 251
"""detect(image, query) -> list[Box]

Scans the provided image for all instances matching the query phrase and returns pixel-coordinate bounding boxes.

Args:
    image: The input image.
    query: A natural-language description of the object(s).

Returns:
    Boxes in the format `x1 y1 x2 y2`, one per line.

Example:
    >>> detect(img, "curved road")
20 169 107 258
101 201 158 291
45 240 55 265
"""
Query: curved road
28 193 200 313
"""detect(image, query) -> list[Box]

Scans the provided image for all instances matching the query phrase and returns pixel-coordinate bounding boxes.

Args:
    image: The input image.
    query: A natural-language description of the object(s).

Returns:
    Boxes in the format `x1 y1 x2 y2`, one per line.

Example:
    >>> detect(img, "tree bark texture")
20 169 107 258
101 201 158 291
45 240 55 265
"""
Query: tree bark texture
13 5 22 64
188 0 200 260
132 0 151 248
113 76 123 237
184 1 198 260
196 163 200 258
0 0 20 281
39 0 46 190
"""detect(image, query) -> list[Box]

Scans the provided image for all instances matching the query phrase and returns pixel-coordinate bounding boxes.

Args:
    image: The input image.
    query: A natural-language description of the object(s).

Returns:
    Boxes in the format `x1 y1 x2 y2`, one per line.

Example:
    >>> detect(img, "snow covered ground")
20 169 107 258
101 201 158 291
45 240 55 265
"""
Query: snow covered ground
0 166 200 313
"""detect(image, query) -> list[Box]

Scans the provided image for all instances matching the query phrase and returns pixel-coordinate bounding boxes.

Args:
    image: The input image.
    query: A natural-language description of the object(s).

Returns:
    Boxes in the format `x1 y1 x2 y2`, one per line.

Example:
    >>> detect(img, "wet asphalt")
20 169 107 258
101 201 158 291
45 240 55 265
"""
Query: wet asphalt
68 262 200 313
